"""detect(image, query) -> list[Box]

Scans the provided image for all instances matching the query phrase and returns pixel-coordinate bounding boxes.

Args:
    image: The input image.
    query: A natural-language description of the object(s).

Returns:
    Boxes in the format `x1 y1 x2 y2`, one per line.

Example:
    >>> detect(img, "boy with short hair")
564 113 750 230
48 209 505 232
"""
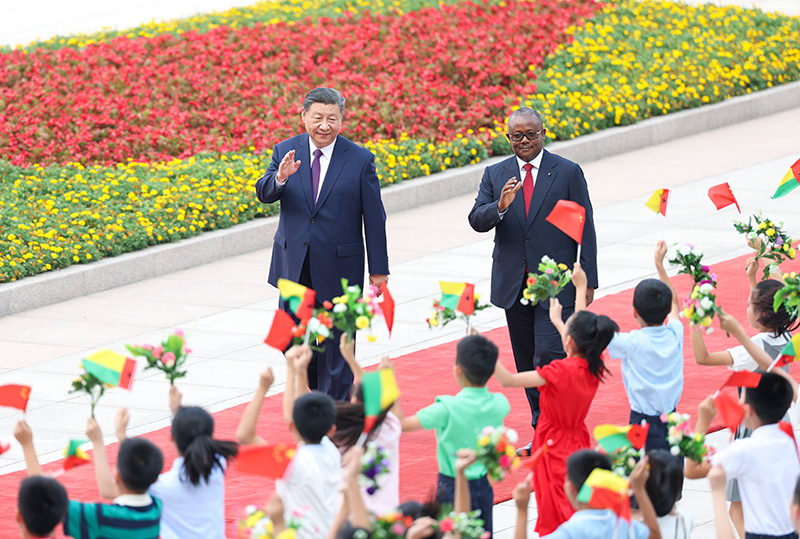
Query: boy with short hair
400 334 510 535
16 476 68 538
14 418 164 539
606 241 683 450
692 372 799 539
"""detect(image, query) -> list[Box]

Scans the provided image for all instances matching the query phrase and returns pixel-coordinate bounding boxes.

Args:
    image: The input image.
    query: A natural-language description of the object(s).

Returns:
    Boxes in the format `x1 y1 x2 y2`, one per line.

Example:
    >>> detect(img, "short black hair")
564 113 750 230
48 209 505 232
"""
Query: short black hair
645 449 684 517
633 278 673 325
566 449 612 491
18 476 68 537
293 391 337 444
745 371 793 424
117 438 164 493
303 87 345 113
455 334 498 386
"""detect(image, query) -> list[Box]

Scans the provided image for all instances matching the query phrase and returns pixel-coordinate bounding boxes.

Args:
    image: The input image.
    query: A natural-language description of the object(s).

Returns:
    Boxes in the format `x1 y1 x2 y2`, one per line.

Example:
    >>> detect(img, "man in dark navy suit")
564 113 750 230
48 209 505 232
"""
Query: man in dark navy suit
468 108 598 454
255 87 389 400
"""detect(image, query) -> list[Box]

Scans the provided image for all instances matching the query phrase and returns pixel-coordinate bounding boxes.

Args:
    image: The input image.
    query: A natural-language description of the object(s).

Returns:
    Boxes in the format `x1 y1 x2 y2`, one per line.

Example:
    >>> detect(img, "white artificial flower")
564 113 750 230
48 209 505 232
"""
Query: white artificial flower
333 303 347 313
678 244 691 256
700 297 714 310
696 307 706 317
692 248 702 257
699 283 714 294
670 445 681 456
506 428 519 444
520 298 529 306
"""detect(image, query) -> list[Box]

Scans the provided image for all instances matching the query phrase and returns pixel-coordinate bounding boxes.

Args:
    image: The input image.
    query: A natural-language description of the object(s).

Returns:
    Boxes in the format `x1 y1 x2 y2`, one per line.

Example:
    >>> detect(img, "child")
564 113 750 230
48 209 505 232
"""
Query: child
399 333 510 535
16 476 68 538
494 265 618 535
512 450 660 538
236 345 341 539
115 386 238 539
606 241 683 451
14 417 164 539
689 372 799 539
644 449 693 539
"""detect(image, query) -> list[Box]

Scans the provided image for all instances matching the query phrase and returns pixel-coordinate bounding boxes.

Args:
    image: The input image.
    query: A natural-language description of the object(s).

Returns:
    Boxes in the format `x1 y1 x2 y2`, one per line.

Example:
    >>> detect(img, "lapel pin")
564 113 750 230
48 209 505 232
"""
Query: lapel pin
548 172 551 176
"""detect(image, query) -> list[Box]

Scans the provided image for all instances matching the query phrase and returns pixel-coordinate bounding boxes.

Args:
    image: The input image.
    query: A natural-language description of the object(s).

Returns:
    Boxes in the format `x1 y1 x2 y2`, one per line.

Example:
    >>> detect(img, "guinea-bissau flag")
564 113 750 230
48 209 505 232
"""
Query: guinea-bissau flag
773 334 800 369
577 468 631 520
82 350 136 390
644 189 669 216
63 439 91 471
0 384 31 412
277 278 316 321
439 281 476 316
593 423 649 453
362 368 401 433
773 158 800 199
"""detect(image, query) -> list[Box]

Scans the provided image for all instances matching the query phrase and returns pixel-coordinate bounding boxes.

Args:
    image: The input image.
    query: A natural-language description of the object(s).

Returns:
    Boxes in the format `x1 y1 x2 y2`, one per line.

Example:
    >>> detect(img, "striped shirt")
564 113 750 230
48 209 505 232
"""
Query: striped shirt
63 494 162 539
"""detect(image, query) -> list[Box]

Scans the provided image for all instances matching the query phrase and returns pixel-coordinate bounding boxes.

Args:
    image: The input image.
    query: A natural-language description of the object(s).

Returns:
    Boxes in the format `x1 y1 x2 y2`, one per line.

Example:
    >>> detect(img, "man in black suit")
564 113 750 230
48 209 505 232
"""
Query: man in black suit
468 108 598 454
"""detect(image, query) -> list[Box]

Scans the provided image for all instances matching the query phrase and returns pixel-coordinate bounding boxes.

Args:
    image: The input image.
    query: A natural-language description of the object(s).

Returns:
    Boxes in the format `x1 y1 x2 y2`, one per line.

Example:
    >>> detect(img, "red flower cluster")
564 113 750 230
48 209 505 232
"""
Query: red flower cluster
0 0 600 166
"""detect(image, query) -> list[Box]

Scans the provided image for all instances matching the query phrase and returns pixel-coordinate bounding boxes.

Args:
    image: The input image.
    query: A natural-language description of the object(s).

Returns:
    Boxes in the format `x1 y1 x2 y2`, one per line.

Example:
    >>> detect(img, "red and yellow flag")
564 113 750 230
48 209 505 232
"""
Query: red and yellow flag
707 182 740 213
362 368 401 433
0 384 31 412
235 443 297 479
772 158 800 199
577 468 631 520
277 279 316 321
644 189 669 216
82 350 136 390
264 310 296 351
546 200 586 244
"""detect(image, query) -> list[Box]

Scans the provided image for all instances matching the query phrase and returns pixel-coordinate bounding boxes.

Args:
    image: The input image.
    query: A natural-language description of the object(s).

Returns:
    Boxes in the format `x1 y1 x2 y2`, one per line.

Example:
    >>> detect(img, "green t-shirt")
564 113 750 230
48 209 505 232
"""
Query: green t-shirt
417 386 510 479
63 497 162 539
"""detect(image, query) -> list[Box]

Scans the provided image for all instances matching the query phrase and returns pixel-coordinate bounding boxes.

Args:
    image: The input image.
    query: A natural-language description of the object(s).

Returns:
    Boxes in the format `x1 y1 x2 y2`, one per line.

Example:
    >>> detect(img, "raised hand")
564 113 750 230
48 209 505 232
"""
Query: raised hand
497 177 522 212
276 150 301 183
86 417 103 444
115 407 130 441
286 344 313 371
455 448 477 473
14 419 33 446
259 366 275 392
169 385 183 416
654 240 668 268
571 262 587 290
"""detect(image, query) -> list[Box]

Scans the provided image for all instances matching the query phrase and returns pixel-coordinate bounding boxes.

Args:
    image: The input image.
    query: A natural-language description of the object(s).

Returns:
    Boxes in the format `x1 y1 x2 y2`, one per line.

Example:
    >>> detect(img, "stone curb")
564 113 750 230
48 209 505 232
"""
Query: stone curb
2 80 800 316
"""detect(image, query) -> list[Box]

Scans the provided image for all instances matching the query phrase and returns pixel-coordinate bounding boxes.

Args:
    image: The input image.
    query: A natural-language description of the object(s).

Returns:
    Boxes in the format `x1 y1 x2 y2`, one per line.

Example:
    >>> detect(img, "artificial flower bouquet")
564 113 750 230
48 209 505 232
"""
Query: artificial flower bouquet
369 511 415 539
667 243 716 285
681 280 720 334
70 370 109 417
292 310 335 351
426 293 490 329
520 256 572 305
734 213 796 279
360 442 391 496
774 271 800 319
237 505 304 539
328 279 380 342
126 329 191 385
476 426 520 483
662 412 714 463
438 510 490 539
608 445 640 478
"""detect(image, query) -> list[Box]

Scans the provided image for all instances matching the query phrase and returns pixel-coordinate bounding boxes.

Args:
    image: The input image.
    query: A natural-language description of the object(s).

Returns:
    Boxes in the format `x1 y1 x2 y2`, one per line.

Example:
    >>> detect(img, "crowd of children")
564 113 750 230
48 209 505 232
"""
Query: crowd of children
10 238 800 539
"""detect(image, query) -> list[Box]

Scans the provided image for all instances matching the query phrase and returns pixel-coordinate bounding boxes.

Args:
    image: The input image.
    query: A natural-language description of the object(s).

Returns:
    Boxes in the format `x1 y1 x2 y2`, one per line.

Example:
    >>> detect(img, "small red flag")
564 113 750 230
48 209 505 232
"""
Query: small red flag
380 282 395 335
707 183 741 213
264 310 296 351
0 442 9 456
457 283 475 316
235 443 297 479
719 371 761 390
297 289 316 321
523 438 554 473
545 200 586 244
0 384 31 412
627 423 650 450
714 392 745 432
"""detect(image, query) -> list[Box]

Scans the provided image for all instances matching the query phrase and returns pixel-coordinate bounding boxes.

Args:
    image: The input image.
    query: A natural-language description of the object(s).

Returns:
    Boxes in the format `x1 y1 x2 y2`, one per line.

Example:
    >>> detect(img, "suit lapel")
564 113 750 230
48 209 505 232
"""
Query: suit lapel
526 150 557 229
297 135 314 213
312 136 347 215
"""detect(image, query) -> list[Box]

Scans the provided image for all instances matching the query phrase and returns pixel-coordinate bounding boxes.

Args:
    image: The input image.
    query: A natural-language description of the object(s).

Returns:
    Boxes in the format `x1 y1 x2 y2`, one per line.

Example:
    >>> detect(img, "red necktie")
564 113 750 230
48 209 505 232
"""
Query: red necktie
523 163 534 216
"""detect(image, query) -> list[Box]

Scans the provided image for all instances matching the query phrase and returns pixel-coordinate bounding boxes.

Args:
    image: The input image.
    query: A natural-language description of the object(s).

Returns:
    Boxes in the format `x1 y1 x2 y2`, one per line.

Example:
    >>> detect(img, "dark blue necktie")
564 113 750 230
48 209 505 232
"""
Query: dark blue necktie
311 149 323 205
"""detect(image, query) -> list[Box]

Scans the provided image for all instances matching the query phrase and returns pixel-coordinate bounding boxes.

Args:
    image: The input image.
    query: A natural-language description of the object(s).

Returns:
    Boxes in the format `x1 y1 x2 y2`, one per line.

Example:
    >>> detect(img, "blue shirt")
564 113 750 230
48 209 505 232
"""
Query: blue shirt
545 509 649 538
606 318 684 416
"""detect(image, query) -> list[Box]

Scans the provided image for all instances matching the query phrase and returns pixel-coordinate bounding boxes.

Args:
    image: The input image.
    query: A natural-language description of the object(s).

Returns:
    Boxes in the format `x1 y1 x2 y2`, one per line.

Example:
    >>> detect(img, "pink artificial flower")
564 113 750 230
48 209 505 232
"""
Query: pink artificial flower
152 346 164 359
439 518 454 533
184 347 192 355
659 413 669 423
481 533 491 539
391 523 405 535
499 454 511 468
174 329 184 337
142 344 153 350
161 352 176 367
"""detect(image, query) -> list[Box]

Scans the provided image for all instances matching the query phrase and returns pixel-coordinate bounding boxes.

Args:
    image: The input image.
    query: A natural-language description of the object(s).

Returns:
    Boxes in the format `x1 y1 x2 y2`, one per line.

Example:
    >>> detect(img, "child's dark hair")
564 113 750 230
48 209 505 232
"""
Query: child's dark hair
332 383 391 451
455 334 498 386
633 278 673 326
745 371 793 424
566 449 612 491
751 280 800 337
293 391 337 444
567 310 617 380
645 449 684 517
172 406 238 486
17 476 68 537
117 437 164 493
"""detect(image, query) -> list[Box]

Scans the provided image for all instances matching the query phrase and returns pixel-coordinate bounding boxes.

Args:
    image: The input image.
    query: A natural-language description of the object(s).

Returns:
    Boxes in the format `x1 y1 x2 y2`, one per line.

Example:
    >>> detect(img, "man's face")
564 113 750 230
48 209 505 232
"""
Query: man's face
302 102 342 148
507 115 546 162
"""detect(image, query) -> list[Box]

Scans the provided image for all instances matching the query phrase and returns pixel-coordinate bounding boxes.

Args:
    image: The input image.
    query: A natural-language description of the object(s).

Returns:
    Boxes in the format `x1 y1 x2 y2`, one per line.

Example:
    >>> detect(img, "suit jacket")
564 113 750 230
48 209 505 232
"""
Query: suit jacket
468 149 598 310
255 134 389 301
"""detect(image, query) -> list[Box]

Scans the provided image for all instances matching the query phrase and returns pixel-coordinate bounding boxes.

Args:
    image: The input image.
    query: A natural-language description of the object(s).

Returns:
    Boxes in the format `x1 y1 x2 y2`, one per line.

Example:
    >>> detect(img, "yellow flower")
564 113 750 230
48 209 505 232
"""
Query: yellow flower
759 222 768 230
479 436 490 447
366 334 377 343
701 316 712 327
694 433 704 442
505 445 515 457
790 249 796 259
683 307 694 318
558 263 568 270
766 228 776 237
355 316 370 330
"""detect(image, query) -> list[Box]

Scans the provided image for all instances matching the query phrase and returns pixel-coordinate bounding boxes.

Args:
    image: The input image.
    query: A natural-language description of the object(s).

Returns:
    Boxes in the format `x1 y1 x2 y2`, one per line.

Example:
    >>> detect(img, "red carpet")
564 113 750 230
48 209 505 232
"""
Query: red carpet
1 251 797 536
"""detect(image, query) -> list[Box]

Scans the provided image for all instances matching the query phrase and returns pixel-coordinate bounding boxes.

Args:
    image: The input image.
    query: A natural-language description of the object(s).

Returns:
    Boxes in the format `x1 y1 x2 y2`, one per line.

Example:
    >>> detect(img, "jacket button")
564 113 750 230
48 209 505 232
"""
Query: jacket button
310 218 316 224
525 237 529 242
303 243 309 248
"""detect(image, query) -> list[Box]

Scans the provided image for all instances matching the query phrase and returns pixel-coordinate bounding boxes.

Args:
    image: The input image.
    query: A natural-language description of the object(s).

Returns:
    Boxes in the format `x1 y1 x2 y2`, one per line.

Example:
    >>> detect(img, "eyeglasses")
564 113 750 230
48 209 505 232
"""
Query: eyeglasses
506 129 543 142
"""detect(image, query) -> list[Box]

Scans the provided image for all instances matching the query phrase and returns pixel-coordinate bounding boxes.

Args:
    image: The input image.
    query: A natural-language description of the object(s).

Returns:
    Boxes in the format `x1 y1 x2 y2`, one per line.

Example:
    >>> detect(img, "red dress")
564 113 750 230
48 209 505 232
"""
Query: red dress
532 356 600 535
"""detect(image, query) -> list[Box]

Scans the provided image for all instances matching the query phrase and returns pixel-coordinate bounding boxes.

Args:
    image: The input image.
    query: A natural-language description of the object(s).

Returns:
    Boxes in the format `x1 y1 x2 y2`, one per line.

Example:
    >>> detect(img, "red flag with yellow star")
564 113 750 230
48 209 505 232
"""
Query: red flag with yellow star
0 385 31 412
708 182 741 213
545 200 586 244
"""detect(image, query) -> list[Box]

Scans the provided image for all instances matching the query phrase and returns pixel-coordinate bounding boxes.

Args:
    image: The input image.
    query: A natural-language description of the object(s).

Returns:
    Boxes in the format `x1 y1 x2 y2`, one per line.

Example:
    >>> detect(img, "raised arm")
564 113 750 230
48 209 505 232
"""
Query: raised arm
86 417 121 500
339 333 365 382
494 361 547 389
718 311 774 371
571 262 588 313
708 465 736 539
654 240 680 320
630 456 662 539
236 366 274 445
745 257 759 290
13 420 43 476
690 326 734 366
454 449 477 514
512 481 531 539
684 396 715 479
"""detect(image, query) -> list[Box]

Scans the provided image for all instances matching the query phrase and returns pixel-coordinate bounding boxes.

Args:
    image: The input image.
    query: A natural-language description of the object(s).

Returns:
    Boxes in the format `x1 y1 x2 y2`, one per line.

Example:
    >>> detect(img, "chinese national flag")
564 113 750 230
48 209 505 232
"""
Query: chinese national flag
264 310 296 351
235 443 297 479
456 283 475 316
714 392 745 432
380 282 395 335
0 384 31 412
546 200 586 244
707 183 741 213
719 371 761 390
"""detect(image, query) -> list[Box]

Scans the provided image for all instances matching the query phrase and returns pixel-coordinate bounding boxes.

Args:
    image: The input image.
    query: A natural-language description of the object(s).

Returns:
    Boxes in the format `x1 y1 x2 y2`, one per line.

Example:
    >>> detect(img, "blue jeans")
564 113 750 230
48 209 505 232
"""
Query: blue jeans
436 473 494 536
745 533 799 539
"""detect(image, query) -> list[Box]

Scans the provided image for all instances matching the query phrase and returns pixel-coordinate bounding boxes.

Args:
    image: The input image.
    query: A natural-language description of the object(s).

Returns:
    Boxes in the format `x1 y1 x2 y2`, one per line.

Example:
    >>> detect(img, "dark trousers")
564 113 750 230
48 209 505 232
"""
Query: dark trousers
280 254 353 401
629 410 671 451
745 533 799 539
436 473 494 536
505 277 571 428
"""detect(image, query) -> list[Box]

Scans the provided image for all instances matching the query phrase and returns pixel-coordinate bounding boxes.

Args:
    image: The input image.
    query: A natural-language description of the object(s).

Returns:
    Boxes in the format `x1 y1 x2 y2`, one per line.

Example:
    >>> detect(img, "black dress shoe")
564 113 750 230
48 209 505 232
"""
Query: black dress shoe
516 441 532 457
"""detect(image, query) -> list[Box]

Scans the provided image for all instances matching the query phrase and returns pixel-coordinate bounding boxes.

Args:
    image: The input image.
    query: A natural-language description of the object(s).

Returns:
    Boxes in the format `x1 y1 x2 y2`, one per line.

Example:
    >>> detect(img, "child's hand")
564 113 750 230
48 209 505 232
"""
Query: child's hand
169 385 183 416
265 494 285 528
379 355 395 371
746 256 759 280
407 517 438 539
746 235 763 252
654 240 667 267
707 465 726 491
341 445 364 484
259 366 275 392
115 407 130 441
630 455 650 491
717 310 742 335
512 480 532 509
698 395 717 425
549 298 563 325
14 419 33 446
86 417 103 444
339 332 356 364
286 345 313 371
455 448 477 473
571 262 587 289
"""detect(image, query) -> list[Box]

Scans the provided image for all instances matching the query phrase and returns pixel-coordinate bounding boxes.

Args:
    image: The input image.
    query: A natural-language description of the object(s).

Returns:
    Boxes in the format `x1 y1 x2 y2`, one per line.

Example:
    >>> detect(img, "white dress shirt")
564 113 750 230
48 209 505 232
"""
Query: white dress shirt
499 148 544 219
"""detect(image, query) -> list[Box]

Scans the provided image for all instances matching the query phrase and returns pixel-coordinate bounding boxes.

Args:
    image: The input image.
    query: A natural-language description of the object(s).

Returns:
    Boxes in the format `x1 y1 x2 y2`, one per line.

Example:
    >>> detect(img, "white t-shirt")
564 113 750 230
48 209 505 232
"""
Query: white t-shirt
362 411 401 515
277 436 342 539
148 456 227 539
657 510 694 539
711 424 800 535
728 332 791 371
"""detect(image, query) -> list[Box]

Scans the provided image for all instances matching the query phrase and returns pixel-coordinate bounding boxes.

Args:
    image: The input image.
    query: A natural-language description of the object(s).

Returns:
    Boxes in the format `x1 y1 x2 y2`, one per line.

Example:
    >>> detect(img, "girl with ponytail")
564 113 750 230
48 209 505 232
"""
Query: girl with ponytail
493 263 618 535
